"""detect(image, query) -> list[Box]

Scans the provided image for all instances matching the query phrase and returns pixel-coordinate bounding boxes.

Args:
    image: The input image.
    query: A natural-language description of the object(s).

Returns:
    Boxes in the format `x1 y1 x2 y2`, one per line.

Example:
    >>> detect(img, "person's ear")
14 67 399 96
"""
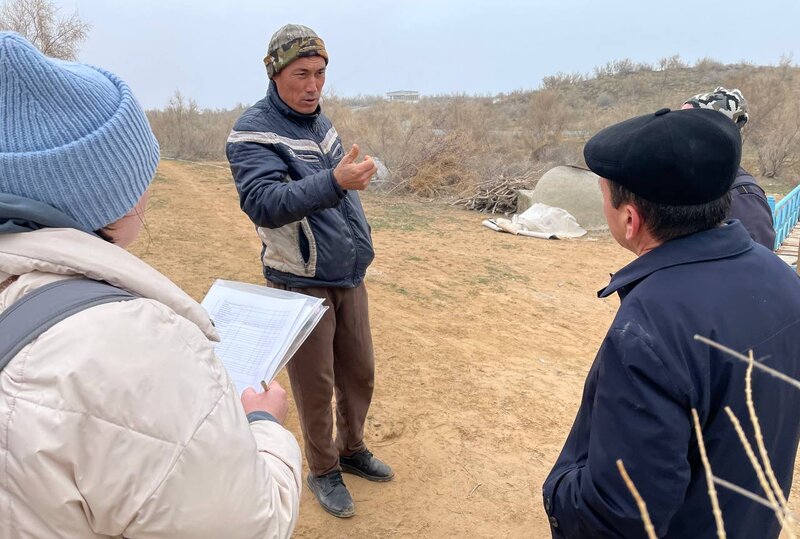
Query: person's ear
625 203 642 241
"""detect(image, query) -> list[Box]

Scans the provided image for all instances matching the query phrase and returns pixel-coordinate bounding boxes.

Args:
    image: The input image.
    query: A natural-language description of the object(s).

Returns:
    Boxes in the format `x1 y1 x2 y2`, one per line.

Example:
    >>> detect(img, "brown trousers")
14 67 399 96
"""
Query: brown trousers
269 281 375 476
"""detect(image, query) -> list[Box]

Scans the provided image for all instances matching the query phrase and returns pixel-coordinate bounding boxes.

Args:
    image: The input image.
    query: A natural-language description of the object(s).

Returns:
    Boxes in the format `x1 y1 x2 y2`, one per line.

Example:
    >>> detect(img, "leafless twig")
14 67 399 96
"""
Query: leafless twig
713 476 799 523
616 460 657 539
692 408 726 538
724 406 789 531
693 335 800 391
745 351 790 512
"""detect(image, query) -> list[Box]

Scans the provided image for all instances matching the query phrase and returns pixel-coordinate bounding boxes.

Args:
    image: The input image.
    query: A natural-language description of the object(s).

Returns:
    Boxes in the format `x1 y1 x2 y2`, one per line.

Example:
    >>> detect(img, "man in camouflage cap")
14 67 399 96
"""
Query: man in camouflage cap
682 87 775 249
227 24 393 519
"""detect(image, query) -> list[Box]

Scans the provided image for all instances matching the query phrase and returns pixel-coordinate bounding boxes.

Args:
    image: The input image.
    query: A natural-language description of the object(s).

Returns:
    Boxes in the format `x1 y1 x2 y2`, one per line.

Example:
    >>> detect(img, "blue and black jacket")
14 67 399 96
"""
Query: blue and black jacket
226 82 374 288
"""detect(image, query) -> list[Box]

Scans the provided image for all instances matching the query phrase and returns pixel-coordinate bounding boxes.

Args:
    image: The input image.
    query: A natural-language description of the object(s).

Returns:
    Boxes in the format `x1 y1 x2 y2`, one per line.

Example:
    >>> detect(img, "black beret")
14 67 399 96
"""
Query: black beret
584 108 742 205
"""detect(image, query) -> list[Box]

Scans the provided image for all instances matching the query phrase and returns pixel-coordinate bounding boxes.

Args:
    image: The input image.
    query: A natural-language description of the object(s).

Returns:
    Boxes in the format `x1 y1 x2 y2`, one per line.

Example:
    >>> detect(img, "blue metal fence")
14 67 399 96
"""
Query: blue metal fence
770 183 800 251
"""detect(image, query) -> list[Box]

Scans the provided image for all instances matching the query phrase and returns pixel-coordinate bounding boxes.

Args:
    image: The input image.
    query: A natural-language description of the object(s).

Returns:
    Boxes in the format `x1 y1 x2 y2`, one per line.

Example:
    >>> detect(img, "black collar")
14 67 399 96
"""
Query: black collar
598 220 753 300
267 80 321 123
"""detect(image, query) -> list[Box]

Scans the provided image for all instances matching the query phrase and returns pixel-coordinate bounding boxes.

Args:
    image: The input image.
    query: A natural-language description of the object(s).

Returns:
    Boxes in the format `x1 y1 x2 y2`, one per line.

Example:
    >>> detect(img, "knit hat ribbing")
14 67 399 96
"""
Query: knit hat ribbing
0 32 159 231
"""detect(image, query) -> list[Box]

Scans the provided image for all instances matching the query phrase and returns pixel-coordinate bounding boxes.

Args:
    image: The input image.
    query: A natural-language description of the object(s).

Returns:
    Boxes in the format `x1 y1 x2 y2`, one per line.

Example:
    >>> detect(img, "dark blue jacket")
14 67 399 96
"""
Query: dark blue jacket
226 82 374 288
543 221 800 538
730 167 775 251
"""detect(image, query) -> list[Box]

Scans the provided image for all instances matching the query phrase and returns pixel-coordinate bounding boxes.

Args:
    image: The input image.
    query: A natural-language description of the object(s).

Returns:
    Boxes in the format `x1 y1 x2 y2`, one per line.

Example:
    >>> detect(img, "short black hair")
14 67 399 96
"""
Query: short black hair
607 180 731 243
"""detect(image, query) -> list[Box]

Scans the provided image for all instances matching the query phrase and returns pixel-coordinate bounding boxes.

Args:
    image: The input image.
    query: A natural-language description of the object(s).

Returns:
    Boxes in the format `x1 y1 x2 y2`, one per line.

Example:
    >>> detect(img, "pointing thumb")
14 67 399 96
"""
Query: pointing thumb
344 144 359 163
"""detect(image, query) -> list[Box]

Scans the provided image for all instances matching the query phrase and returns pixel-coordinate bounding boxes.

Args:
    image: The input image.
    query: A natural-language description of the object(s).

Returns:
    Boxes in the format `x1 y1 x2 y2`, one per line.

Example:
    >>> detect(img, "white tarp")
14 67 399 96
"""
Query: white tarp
515 203 587 238
482 203 587 239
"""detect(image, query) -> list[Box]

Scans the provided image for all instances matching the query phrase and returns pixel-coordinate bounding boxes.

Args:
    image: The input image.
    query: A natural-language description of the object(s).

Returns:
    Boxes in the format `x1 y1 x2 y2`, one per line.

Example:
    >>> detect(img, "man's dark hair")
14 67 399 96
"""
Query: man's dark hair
607 180 731 242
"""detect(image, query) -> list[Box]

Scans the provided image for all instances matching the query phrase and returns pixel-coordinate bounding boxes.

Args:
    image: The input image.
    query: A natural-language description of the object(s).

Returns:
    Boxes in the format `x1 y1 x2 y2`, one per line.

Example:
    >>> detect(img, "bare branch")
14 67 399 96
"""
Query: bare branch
713 477 783 512
694 335 800 392
616 460 657 539
691 409 726 538
0 0 90 60
724 406 789 531
745 351 790 512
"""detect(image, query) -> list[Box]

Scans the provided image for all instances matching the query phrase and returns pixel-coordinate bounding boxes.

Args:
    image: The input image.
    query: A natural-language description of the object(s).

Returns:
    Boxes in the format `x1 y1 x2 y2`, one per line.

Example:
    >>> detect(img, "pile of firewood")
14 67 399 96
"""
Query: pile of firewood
453 172 539 214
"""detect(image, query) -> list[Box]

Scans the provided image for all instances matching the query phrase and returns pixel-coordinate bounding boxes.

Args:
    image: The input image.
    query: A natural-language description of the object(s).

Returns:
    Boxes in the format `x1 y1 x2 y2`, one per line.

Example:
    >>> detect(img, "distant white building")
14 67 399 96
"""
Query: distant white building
386 90 420 103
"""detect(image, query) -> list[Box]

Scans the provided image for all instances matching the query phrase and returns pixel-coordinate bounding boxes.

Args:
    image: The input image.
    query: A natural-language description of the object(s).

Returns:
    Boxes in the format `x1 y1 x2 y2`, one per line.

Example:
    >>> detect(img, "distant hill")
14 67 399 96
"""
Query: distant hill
506 62 800 130
446 60 800 194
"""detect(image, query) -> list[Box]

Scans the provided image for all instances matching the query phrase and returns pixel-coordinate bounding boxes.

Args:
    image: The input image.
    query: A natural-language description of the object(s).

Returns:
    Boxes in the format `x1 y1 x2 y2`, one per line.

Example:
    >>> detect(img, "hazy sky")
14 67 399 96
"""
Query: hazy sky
51 0 799 110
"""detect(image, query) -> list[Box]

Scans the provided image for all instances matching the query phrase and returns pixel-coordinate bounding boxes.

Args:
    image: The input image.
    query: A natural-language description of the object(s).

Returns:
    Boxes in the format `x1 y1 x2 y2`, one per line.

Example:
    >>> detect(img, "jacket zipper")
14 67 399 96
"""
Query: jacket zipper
340 198 359 285
315 121 359 285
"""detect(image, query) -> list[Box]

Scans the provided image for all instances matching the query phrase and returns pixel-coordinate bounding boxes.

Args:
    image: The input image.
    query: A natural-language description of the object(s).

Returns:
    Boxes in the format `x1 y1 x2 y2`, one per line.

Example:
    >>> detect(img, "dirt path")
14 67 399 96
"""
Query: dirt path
131 161 797 538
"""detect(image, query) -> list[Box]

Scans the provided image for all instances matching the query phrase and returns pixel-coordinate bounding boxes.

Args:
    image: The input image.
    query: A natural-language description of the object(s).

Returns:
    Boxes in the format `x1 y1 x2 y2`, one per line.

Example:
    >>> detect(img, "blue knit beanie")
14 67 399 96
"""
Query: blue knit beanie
0 32 159 231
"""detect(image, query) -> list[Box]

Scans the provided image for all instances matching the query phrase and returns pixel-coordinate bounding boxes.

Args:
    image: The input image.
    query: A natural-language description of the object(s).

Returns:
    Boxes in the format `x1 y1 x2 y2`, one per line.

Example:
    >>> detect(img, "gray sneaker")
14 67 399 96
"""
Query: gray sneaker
306 471 355 518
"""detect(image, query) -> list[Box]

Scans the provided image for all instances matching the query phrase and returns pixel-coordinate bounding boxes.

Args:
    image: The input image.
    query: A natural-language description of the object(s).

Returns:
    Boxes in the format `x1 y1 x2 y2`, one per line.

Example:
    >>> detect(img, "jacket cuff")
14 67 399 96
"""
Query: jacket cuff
542 466 574 536
327 169 346 198
247 411 279 424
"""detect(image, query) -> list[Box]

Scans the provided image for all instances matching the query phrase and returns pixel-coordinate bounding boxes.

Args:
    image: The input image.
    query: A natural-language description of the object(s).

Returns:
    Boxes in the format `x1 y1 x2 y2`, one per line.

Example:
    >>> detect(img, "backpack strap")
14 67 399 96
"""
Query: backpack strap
0 278 137 371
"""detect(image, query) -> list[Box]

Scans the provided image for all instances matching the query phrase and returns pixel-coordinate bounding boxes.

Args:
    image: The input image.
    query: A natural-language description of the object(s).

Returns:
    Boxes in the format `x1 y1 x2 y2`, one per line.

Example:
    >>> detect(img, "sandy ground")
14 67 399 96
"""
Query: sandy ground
130 160 796 538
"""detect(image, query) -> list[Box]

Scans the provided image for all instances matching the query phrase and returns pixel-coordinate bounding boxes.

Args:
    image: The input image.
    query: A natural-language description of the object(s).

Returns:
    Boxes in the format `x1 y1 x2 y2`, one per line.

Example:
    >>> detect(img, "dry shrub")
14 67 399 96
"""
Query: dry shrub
727 57 800 177
754 115 800 179
593 58 651 78
406 131 480 197
519 90 570 162
542 71 587 90
596 94 615 108
0 0 89 60
695 57 726 72
658 54 688 71
327 97 487 197
147 91 246 160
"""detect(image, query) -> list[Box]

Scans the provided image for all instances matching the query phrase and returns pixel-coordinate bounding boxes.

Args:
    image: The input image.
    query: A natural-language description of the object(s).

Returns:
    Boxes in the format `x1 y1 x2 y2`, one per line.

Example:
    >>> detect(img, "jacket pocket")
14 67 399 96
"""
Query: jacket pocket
257 218 317 277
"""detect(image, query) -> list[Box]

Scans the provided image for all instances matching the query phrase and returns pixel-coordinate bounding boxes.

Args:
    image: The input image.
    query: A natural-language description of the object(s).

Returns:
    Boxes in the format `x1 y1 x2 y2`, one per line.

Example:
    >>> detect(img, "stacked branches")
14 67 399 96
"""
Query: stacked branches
452 171 539 214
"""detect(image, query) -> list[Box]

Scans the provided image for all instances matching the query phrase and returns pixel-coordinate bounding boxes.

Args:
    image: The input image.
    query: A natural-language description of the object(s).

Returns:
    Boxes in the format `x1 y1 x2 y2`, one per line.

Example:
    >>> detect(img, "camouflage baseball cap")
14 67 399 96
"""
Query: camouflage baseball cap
264 24 328 79
683 87 749 129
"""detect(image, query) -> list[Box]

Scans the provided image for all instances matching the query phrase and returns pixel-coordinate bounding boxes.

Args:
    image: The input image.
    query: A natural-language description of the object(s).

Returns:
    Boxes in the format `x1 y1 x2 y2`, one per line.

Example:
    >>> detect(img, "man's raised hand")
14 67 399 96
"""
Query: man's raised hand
333 144 377 191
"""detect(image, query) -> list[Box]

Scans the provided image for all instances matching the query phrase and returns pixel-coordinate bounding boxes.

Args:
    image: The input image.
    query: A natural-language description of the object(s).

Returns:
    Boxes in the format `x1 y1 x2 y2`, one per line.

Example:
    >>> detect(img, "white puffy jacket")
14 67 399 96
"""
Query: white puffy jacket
0 228 302 538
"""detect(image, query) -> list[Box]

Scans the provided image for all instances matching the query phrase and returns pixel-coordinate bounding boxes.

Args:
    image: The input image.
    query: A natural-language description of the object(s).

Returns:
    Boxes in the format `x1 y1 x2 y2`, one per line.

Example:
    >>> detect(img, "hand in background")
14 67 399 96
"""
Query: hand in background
241 381 289 425
333 144 377 191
